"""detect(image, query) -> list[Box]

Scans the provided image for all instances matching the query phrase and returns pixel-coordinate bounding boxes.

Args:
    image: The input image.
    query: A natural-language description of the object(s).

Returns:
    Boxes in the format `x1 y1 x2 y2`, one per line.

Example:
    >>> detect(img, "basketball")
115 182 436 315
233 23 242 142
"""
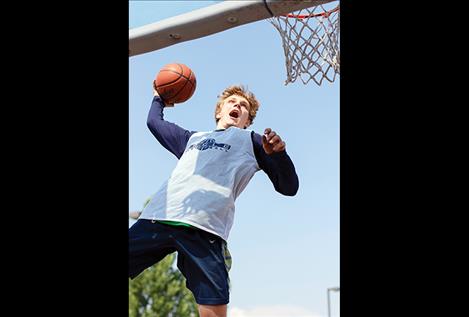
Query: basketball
154 63 197 104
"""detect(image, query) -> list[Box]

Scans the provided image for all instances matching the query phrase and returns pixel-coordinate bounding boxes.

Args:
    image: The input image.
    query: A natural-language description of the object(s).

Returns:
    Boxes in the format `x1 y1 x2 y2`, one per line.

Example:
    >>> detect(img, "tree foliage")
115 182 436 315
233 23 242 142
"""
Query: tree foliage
129 253 198 317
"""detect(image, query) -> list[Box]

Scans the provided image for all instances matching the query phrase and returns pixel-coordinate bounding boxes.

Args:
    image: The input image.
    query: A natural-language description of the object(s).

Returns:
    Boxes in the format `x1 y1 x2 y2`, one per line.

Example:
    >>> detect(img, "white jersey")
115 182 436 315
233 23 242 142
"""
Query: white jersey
139 127 261 241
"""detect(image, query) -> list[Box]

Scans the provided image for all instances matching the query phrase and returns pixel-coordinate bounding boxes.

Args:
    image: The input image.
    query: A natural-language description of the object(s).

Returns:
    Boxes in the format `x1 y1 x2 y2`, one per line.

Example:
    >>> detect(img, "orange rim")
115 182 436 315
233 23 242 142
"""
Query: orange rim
283 5 339 20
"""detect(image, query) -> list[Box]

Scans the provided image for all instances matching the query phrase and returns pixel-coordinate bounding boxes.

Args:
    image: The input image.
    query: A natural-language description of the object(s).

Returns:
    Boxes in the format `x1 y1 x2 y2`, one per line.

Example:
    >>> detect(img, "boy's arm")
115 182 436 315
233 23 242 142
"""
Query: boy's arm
251 130 299 196
147 95 196 159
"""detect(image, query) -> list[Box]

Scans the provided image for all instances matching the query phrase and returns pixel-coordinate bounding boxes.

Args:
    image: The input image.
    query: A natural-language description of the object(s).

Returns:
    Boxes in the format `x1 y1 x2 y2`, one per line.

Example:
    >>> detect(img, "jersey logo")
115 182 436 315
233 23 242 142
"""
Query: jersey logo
187 138 231 152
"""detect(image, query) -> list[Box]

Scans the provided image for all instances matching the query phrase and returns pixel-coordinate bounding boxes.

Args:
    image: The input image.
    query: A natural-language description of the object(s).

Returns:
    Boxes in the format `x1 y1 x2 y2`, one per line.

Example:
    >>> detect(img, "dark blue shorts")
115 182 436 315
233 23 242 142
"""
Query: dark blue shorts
129 219 231 305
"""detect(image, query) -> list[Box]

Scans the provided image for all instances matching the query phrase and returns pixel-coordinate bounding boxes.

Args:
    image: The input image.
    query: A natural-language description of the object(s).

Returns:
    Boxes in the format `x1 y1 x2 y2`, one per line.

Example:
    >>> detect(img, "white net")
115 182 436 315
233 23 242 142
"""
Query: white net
269 1 340 86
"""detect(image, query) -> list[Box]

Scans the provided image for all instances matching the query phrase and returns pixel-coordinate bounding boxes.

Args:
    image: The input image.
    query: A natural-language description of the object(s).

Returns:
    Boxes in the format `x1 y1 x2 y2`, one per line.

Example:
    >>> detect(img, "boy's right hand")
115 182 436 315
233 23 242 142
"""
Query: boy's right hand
262 128 286 154
129 211 142 219
153 81 174 107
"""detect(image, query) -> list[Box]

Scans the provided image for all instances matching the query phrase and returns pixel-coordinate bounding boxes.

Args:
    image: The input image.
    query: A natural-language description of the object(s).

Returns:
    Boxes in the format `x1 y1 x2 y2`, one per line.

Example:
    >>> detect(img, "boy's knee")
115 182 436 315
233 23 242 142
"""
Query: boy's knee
198 304 227 317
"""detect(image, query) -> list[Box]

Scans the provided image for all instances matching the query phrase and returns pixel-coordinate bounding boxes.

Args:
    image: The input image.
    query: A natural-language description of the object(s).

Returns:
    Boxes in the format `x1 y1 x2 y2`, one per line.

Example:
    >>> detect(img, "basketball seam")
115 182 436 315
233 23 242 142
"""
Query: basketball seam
155 77 182 89
171 69 193 102
159 68 192 81
155 70 182 88
155 71 194 93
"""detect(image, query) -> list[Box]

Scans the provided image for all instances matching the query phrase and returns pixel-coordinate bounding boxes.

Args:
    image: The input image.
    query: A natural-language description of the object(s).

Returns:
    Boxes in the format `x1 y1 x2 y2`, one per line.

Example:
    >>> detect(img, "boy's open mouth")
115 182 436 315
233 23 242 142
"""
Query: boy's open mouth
229 109 239 119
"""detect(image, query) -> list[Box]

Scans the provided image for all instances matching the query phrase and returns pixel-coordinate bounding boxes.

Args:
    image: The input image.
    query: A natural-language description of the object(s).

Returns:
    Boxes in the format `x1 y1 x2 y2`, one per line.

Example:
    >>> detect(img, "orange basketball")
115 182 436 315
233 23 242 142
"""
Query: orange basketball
154 63 197 104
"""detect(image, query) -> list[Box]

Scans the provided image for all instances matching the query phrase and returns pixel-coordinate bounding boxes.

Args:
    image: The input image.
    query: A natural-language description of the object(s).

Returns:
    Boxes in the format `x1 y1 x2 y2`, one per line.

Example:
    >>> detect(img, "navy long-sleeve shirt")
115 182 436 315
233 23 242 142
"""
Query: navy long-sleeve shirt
147 96 299 196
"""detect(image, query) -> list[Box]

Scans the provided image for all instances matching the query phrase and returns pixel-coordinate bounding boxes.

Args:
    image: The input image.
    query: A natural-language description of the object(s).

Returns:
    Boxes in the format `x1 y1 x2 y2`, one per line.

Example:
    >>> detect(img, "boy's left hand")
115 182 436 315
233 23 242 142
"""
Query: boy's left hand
262 128 286 154
153 80 174 107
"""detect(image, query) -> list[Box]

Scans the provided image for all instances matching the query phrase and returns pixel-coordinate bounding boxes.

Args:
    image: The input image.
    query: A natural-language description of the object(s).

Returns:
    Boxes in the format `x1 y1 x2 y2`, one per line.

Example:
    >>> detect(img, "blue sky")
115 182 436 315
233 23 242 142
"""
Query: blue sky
129 1 339 316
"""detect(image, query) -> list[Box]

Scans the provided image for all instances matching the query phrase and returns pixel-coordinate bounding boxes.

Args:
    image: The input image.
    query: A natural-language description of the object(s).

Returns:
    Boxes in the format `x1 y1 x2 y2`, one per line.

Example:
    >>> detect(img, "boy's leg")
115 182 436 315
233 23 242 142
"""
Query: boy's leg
198 304 227 317
129 219 175 278
174 227 231 307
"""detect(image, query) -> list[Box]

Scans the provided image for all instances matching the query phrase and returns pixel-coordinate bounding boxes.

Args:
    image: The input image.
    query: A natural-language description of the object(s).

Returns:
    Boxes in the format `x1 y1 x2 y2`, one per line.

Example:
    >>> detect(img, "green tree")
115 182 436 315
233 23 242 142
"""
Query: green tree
129 253 198 317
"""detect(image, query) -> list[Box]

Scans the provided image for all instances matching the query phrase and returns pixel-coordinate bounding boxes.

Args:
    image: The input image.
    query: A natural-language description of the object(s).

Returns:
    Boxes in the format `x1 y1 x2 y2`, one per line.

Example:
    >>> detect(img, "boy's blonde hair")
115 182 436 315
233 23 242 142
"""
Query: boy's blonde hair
214 85 260 127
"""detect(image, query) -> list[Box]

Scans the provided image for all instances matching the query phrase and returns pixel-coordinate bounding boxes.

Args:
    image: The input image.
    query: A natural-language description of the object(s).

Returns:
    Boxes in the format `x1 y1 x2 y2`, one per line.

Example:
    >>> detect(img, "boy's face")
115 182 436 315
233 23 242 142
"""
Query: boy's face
216 94 251 129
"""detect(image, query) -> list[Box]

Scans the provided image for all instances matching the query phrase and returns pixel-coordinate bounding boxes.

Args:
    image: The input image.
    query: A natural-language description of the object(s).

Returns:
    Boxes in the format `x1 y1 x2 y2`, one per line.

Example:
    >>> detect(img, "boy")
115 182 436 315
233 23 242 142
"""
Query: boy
129 84 299 317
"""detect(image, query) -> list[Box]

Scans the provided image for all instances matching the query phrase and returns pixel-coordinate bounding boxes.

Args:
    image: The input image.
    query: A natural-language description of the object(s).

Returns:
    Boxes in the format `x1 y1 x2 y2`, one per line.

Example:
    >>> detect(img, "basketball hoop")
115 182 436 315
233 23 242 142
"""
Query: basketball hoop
269 1 340 86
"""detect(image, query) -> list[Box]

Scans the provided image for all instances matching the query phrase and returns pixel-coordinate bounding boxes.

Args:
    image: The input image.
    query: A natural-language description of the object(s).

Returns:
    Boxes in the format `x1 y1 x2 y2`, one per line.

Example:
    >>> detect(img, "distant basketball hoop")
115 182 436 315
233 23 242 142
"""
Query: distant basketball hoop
269 2 340 86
